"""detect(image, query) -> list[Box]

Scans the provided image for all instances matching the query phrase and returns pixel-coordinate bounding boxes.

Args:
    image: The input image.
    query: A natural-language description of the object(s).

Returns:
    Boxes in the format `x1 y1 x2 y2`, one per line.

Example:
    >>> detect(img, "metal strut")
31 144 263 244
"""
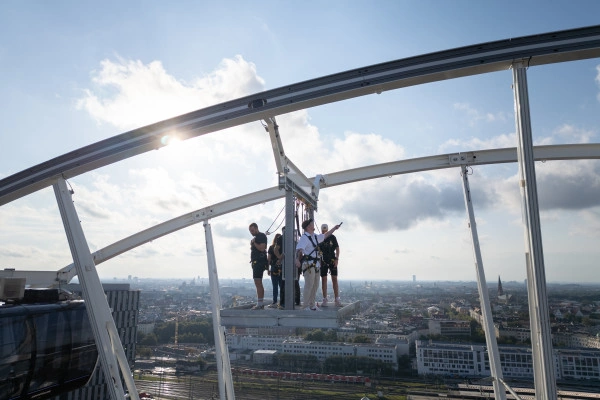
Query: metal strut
459 164 506 400
53 177 138 400
512 62 557 400
204 220 235 400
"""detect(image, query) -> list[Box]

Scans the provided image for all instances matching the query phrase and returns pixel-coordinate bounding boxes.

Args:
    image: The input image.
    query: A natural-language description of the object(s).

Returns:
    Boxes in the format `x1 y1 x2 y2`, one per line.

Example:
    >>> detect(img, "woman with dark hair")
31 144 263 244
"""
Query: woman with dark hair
267 233 283 308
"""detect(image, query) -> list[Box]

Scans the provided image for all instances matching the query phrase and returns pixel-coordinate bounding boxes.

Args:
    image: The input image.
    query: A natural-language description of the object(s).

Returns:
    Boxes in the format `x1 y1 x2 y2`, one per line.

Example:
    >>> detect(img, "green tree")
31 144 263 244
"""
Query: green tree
352 335 371 343
139 333 158 346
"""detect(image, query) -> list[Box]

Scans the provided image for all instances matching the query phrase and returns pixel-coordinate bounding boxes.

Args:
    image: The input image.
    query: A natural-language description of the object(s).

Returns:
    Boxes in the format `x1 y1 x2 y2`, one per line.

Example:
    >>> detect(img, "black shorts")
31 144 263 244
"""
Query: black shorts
320 261 338 277
252 260 267 279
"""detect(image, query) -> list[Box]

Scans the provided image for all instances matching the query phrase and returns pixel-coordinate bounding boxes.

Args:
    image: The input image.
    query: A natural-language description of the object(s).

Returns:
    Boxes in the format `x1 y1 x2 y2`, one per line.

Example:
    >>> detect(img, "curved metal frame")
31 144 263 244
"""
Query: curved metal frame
1 25 600 400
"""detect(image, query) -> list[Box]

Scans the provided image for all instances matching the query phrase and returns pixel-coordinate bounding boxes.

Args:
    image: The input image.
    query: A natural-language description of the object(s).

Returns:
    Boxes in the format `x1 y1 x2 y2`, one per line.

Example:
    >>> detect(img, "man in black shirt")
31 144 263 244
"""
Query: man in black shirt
319 223 341 306
249 222 268 309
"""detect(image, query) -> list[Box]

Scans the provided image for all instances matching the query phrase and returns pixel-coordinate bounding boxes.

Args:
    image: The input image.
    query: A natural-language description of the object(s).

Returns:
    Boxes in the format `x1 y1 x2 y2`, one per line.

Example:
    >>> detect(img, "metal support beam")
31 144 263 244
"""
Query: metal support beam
512 62 557 400
204 221 235 400
264 118 287 174
53 178 138 400
278 174 317 210
283 188 296 310
5 25 598 206
460 165 506 400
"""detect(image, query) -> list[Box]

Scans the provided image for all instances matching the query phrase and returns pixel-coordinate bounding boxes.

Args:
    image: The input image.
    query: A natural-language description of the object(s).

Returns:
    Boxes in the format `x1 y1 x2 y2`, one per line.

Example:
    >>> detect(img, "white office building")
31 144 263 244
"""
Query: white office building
416 340 600 381
226 334 399 370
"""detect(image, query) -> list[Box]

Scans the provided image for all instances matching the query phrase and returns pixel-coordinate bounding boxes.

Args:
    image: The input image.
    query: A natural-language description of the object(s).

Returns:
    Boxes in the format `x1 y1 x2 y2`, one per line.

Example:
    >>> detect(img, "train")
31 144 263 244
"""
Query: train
231 367 371 385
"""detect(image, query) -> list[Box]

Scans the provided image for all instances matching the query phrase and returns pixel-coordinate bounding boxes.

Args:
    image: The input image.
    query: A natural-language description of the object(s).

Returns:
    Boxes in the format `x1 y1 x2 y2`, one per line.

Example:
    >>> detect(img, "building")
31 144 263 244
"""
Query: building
253 349 278 364
226 334 399 370
55 283 140 400
375 334 412 357
428 319 471 337
416 340 600 381
227 334 294 351
281 340 399 370
495 325 531 342
554 332 600 350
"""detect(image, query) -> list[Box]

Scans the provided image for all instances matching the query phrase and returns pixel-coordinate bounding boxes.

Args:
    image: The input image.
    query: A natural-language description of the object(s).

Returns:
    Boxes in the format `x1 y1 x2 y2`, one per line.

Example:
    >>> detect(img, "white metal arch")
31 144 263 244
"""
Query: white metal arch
1 25 599 400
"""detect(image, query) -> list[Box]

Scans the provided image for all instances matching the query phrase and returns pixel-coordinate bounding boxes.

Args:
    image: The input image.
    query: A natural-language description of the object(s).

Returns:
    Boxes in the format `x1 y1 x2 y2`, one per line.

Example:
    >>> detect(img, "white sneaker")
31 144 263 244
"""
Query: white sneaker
251 304 264 310
321 298 329 306
335 298 343 307
267 303 278 308
311 305 321 311
303 307 313 312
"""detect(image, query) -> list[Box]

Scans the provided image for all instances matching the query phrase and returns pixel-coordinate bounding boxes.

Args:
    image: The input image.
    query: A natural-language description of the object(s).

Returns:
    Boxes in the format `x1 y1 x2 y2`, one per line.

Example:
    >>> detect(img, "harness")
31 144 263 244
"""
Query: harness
301 234 321 273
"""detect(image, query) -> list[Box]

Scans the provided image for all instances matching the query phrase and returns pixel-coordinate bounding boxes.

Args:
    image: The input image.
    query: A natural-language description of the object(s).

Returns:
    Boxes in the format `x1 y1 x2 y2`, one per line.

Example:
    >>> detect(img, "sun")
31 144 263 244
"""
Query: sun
158 133 189 161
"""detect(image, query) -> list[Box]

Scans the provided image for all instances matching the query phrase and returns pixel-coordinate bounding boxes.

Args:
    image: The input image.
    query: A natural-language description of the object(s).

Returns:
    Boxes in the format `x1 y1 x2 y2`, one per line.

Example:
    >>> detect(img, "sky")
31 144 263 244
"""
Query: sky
1 1 600 285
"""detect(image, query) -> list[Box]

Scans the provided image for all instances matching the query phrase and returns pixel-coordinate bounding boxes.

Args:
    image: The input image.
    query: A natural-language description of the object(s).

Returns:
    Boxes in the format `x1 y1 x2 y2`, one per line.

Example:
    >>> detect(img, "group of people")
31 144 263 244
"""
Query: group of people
248 219 342 311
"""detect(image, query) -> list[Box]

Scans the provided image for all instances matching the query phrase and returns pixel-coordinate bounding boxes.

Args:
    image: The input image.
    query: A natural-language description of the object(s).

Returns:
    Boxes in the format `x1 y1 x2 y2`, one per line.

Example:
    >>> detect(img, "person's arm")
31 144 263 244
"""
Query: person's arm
334 244 340 266
274 243 283 261
323 224 341 239
295 249 304 268
254 242 267 252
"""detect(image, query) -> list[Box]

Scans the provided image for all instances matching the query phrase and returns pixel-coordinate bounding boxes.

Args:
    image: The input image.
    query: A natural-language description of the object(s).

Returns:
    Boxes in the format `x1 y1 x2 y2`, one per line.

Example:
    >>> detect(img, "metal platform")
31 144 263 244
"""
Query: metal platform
220 301 360 328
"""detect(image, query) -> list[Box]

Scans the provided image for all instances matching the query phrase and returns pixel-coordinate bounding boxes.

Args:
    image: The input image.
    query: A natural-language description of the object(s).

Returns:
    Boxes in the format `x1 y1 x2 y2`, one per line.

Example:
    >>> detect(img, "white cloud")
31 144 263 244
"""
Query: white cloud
439 132 517 153
77 56 265 130
453 102 509 127
552 124 595 144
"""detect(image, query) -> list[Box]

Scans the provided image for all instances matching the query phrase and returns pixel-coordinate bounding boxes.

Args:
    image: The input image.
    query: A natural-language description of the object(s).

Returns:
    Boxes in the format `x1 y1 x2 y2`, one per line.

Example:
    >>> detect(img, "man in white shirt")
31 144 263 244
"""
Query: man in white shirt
295 218 341 311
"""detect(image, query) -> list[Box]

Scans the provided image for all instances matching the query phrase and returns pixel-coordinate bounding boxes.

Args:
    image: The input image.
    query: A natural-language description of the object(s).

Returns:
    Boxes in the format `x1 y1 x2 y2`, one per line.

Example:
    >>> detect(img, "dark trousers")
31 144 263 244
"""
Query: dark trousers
270 273 283 303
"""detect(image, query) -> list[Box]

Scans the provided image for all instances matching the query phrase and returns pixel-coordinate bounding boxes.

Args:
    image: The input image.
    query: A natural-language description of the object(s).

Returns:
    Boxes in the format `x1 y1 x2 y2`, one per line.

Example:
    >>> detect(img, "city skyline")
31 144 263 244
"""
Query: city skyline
1 2 600 284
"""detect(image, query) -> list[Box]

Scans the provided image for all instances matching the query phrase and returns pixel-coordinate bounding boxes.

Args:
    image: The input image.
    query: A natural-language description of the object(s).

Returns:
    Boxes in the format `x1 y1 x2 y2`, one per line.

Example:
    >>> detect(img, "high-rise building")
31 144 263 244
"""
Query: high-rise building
54 283 140 400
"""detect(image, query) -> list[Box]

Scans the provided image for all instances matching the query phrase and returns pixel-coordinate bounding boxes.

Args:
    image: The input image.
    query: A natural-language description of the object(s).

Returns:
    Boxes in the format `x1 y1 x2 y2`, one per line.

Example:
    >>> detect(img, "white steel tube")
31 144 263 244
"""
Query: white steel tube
53 178 136 400
204 221 235 400
460 165 506 400
512 63 557 400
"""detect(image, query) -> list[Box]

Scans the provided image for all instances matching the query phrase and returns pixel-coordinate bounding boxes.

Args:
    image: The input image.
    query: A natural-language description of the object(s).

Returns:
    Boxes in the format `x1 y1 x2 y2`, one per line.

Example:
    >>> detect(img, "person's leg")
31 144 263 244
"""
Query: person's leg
302 267 314 309
271 274 278 303
309 271 320 309
295 268 301 305
332 275 340 303
254 278 264 300
320 265 329 305
279 276 285 306
252 265 265 309
331 266 341 306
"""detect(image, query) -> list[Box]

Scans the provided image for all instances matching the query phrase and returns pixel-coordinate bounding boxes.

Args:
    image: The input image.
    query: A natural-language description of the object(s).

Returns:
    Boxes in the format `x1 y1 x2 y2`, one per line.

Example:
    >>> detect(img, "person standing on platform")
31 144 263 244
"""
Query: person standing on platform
249 222 268 310
295 218 341 311
319 223 342 307
267 233 283 308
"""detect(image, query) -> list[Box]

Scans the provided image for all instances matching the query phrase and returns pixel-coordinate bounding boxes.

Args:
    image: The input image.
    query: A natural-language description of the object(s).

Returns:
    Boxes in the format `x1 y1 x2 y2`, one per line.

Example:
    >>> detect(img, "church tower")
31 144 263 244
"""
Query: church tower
497 275 504 296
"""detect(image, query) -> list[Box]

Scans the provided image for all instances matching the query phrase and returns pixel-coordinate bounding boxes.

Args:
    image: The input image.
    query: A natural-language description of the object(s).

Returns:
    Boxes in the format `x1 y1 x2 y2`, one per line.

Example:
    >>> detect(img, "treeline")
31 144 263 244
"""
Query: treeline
138 318 214 346
304 329 372 343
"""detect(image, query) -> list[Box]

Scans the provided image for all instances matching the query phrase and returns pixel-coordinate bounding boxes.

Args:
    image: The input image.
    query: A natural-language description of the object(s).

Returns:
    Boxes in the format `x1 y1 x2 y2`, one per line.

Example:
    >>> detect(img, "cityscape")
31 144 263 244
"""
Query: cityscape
1 4 600 400
123 276 600 398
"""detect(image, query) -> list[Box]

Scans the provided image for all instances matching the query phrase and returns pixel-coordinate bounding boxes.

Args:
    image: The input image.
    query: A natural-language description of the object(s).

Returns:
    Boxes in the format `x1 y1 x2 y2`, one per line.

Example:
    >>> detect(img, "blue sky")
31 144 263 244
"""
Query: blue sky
1 1 600 285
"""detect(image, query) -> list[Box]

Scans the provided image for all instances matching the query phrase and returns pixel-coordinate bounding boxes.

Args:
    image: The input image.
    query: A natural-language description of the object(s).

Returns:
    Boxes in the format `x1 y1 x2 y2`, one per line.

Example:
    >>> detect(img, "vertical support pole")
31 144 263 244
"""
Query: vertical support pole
53 178 137 400
204 221 235 400
460 166 506 400
512 62 557 400
283 187 296 310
